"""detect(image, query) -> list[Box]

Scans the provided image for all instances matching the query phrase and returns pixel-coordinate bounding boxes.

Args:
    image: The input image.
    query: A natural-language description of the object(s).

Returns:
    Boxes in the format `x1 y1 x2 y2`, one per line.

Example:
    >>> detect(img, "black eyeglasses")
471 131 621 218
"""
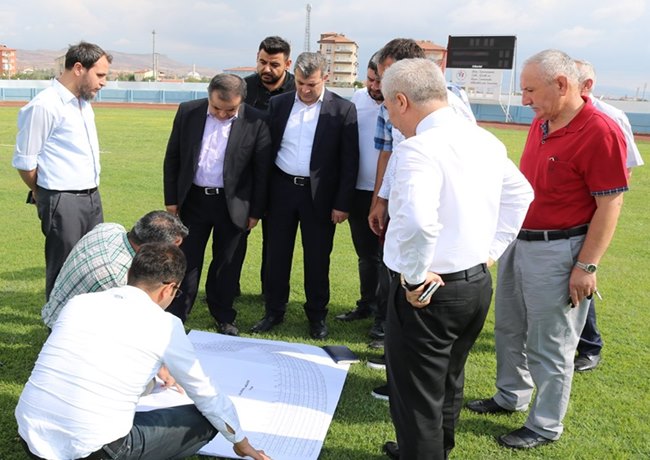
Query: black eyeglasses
162 282 183 298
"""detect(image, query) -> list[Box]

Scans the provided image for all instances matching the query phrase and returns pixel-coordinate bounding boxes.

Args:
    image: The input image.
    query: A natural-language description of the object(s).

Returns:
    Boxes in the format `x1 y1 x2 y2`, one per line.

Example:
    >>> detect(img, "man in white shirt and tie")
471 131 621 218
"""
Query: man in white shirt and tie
380 58 533 459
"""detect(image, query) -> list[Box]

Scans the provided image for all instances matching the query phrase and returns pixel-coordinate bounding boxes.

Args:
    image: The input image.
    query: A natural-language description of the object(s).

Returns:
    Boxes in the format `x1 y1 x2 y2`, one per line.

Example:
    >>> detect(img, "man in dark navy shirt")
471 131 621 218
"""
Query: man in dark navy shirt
244 36 295 110
243 36 296 296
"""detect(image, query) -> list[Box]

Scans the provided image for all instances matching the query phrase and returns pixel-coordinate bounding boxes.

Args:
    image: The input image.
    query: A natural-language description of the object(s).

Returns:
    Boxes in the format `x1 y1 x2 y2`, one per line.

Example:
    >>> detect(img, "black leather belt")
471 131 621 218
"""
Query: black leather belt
276 167 310 186
192 184 223 195
394 263 487 285
438 263 487 282
517 224 588 242
61 187 98 195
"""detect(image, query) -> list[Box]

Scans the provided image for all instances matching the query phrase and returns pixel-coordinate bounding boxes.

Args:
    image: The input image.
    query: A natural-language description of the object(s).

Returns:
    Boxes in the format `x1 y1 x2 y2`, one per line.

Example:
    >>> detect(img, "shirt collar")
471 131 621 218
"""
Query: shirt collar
294 86 325 106
205 107 239 122
540 96 593 139
53 78 81 105
415 106 459 134
257 71 295 94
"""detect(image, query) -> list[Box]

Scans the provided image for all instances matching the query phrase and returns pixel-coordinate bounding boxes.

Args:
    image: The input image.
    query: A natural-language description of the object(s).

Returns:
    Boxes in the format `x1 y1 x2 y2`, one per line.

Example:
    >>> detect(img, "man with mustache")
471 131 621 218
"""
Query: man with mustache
335 52 388 345
467 49 628 449
244 36 295 110
243 36 296 297
12 41 112 299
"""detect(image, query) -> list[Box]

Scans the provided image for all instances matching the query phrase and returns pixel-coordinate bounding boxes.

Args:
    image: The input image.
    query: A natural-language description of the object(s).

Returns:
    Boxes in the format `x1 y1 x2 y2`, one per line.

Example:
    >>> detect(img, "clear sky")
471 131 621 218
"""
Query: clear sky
2 0 649 97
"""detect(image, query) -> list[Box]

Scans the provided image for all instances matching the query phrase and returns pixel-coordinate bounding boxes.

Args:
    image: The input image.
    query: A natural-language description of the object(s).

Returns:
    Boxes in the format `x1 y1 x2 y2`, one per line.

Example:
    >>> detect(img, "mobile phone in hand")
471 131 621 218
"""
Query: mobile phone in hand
418 282 441 303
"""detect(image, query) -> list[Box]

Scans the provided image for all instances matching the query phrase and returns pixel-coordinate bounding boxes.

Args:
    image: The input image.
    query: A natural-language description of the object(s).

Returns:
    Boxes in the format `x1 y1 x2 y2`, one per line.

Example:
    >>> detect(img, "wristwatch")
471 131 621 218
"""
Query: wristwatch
400 274 424 291
575 261 597 274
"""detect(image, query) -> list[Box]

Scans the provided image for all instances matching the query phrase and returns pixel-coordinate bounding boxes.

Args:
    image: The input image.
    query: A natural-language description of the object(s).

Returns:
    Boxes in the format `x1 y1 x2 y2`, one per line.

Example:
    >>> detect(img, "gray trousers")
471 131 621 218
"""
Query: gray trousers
36 187 103 299
493 236 589 440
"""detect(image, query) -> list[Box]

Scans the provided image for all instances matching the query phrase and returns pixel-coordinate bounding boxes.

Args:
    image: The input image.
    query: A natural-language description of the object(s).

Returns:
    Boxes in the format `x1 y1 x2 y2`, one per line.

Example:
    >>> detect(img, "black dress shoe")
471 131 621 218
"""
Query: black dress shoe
497 426 554 449
335 307 372 321
466 397 514 414
309 320 328 339
575 353 601 372
382 441 399 459
217 322 239 336
369 320 385 339
250 314 284 333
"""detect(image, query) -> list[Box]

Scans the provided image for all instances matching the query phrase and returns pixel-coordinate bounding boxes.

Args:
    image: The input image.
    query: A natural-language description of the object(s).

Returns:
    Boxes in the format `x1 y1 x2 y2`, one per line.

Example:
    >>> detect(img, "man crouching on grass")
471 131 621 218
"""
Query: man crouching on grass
16 242 270 460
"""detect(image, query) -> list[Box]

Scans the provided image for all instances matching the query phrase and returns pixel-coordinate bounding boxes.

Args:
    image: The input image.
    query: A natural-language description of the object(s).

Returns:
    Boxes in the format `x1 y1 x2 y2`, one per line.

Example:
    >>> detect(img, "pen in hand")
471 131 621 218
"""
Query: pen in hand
568 289 603 308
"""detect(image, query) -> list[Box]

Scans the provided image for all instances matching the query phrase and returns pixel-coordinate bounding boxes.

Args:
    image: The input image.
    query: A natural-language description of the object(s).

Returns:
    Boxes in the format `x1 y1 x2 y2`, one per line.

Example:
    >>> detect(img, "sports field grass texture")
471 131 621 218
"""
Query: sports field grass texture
0 106 648 459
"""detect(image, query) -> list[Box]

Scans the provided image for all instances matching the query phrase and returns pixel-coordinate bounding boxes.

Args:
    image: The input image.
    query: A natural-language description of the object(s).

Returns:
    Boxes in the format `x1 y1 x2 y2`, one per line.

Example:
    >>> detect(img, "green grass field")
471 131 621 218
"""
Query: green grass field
1 105 649 460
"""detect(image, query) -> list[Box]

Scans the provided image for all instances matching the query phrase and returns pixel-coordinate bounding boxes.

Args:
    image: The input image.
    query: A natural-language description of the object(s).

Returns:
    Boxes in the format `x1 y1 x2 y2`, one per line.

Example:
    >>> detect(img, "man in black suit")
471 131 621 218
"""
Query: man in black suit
250 52 359 339
163 74 272 335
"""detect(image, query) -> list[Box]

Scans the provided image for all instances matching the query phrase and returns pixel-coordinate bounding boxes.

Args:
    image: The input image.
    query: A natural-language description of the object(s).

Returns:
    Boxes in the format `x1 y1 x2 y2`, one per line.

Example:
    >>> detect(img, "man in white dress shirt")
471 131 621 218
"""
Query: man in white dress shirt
335 52 387 342
250 52 358 340
572 59 644 372
380 58 533 459
16 242 269 460
12 41 112 299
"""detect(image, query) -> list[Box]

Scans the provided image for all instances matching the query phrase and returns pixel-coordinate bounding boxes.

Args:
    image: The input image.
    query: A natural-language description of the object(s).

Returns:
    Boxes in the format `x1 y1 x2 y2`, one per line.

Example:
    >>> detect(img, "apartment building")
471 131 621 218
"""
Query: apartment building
317 33 358 87
1 44 17 77
416 40 448 71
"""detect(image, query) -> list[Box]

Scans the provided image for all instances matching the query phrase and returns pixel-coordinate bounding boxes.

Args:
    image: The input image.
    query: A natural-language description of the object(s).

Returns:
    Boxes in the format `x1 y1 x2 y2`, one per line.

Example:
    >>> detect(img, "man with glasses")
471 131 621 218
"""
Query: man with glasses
17 243 270 460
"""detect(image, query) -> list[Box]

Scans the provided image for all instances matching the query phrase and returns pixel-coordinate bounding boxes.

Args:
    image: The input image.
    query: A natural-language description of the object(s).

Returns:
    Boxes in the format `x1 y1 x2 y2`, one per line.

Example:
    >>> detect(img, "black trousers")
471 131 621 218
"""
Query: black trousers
36 187 103 299
264 171 336 322
348 190 382 312
167 185 246 323
386 267 492 459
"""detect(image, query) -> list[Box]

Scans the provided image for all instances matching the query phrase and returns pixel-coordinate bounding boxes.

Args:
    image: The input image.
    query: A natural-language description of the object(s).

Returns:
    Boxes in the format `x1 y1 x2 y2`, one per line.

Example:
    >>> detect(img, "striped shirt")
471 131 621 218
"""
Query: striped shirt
42 223 136 328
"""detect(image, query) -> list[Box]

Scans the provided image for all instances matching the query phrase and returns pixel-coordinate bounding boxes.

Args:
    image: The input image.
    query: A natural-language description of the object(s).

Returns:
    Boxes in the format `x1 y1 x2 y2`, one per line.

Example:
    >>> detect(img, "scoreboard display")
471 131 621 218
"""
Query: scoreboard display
446 36 516 70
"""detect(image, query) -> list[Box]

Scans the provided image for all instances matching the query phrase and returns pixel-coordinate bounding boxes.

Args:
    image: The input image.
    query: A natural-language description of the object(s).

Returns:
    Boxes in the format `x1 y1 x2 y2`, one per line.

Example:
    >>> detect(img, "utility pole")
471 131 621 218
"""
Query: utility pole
152 30 157 82
304 4 311 52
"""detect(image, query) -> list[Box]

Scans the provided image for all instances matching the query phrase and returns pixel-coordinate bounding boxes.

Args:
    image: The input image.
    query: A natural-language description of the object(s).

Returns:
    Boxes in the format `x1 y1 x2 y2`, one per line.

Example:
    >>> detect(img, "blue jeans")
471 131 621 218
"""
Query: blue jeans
111 405 218 460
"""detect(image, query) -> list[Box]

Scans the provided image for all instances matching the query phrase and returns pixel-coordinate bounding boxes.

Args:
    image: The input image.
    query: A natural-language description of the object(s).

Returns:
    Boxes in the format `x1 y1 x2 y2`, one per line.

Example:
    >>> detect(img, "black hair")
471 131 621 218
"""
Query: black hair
208 73 247 101
127 242 186 288
64 41 113 70
258 36 291 59
377 38 425 65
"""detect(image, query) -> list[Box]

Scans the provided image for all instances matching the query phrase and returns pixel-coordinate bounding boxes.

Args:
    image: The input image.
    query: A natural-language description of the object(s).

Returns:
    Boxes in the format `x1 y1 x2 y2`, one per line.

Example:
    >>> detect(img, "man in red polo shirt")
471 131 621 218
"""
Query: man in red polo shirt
467 49 628 449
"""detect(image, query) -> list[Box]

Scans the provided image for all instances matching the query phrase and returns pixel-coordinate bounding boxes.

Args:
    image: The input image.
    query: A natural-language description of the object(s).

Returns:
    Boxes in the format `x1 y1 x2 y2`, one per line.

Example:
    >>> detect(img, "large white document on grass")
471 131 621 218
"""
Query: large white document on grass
136 330 350 460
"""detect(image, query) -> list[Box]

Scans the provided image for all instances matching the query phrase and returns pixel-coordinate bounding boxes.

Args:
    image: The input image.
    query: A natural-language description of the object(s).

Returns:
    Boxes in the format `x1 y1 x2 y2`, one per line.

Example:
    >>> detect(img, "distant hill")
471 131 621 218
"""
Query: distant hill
15 48 219 79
